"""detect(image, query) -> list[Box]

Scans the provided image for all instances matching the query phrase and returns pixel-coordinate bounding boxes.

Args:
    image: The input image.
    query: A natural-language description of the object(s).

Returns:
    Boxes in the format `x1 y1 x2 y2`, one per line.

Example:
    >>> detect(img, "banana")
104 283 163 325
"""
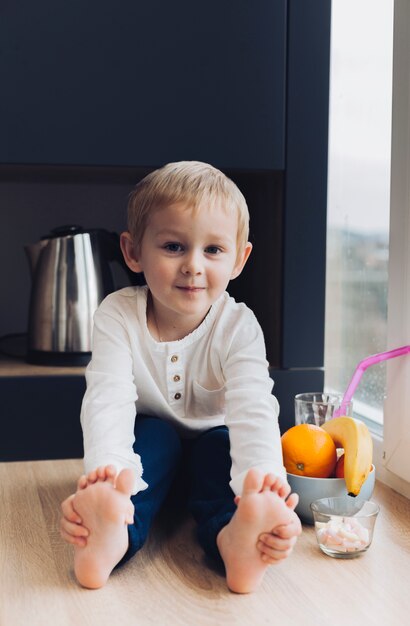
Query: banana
322 416 373 496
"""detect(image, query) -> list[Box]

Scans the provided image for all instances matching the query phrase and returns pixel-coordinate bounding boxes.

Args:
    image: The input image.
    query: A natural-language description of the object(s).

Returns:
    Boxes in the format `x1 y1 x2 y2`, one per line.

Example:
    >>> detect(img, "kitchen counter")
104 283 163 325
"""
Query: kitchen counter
0 458 409 625
0 354 85 376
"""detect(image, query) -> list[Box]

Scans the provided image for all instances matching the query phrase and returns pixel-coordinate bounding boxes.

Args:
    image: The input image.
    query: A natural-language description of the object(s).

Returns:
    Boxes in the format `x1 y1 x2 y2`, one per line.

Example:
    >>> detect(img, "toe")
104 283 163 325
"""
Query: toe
262 473 277 491
242 468 264 494
286 493 299 510
115 469 135 496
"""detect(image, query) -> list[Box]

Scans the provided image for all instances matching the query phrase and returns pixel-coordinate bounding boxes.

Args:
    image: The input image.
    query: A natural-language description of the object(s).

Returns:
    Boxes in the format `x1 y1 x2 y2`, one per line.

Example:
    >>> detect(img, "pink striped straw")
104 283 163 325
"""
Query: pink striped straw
333 345 410 418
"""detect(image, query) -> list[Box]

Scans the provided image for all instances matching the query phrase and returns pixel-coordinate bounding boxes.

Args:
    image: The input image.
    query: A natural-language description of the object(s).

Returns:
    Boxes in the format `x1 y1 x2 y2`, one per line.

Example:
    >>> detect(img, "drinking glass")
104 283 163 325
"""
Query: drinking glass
295 392 353 427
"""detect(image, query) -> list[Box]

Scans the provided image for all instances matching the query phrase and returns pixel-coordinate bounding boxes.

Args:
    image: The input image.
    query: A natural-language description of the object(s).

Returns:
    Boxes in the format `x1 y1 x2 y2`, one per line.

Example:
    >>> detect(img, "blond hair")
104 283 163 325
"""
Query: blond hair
127 161 249 257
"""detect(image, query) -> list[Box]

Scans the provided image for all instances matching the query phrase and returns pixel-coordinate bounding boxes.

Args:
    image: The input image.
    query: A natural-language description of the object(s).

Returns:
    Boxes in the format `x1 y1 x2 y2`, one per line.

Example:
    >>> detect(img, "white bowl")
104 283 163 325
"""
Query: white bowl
287 464 376 524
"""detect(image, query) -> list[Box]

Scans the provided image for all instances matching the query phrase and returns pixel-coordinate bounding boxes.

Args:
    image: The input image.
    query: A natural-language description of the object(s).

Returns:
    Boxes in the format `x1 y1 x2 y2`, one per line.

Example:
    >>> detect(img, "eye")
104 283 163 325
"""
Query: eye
205 245 222 255
164 242 184 253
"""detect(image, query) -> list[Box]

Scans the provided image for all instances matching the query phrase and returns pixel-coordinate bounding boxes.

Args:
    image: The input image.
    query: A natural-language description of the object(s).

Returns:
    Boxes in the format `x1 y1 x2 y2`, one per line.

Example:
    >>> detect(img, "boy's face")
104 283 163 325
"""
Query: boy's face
125 202 251 330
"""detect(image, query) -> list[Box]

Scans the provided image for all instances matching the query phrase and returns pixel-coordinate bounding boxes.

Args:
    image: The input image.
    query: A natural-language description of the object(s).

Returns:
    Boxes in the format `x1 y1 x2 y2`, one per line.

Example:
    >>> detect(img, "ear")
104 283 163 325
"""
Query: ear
231 241 253 280
120 231 143 273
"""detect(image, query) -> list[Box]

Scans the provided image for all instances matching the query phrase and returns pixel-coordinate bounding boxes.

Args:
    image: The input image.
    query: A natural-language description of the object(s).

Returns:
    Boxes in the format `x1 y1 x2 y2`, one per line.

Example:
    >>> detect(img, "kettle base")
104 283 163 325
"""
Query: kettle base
27 350 91 367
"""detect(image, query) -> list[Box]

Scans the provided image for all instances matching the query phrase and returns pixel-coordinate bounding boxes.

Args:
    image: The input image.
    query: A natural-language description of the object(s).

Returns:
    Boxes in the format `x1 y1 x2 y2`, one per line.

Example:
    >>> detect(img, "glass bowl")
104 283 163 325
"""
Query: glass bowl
310 496 380 558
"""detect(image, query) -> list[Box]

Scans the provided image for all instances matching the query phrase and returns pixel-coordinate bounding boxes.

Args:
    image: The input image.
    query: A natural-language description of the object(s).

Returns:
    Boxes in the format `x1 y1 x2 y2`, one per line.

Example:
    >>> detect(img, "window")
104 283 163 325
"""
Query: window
325 0 410 495
324 0 394 430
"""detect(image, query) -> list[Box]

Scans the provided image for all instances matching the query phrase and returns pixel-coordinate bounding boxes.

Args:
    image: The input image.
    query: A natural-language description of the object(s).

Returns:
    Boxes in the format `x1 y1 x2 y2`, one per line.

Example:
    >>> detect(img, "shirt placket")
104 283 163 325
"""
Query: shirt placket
166 348 185 415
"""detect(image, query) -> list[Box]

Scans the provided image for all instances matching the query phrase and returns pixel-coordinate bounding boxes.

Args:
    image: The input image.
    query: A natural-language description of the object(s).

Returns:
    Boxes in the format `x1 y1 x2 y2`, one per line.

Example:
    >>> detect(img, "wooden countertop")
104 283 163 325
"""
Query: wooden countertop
0 354 85 377
1 458 409 626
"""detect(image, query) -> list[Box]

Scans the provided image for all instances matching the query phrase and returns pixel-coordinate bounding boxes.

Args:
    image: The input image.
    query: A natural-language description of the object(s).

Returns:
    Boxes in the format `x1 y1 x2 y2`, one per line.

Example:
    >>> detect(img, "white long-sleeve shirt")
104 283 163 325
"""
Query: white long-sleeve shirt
80 286 286 495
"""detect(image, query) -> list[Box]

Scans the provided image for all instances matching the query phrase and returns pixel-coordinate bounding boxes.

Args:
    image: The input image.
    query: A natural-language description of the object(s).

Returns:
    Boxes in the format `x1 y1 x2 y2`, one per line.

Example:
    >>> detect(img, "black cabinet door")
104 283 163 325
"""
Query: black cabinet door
1 1 286 169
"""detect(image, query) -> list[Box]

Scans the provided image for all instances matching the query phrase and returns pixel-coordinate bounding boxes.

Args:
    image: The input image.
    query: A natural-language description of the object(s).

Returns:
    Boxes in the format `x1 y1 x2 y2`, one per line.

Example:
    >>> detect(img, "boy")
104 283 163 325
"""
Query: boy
60 161 301 593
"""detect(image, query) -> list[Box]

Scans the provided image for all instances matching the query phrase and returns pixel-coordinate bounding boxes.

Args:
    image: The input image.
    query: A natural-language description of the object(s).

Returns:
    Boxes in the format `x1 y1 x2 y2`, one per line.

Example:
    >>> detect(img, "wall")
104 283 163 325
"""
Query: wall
0 167 283 368
0 177 134 338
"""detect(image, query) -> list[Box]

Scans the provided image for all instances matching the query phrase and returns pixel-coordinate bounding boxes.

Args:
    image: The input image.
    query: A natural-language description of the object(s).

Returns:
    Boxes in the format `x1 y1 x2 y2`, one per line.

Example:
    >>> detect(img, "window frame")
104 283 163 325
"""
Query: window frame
374 0 410 497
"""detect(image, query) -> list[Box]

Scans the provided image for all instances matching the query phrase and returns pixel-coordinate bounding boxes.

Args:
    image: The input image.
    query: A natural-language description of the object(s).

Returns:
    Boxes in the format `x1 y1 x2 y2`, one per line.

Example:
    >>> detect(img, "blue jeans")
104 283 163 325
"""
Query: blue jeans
120 416 236 568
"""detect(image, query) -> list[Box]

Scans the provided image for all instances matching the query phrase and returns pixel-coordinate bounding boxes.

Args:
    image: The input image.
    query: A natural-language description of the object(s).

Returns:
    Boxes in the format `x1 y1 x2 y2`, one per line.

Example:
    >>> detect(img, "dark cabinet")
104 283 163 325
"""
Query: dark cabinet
1 0 286 169
0 1 331 458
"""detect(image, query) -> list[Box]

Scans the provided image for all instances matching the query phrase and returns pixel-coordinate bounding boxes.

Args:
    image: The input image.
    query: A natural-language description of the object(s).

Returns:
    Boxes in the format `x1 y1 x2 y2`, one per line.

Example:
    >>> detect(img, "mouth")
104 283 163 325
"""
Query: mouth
176 286 205 292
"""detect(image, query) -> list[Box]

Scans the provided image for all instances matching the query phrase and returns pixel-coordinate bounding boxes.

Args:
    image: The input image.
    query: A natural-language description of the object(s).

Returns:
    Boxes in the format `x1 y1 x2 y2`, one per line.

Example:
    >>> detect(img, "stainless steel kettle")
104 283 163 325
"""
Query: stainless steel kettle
25 225 128 366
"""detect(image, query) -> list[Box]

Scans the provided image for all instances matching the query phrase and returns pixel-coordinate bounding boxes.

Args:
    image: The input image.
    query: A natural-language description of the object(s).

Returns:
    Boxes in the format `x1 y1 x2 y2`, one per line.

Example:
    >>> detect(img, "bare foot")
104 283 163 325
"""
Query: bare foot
216 468 294 594
73 469 135 589
235 472 298 511
255 472 301 562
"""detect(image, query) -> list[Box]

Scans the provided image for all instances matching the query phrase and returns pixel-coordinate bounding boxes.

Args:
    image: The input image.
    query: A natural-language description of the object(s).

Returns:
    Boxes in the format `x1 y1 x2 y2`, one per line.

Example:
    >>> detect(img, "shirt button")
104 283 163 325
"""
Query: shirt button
171 355 178 363
173 374 181 382
174 392 182 400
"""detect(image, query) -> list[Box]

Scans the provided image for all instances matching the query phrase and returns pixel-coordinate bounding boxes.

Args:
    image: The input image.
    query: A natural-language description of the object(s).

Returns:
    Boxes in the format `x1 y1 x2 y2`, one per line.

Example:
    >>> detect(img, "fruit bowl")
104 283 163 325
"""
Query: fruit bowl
310 496 379 558
287 464 375 524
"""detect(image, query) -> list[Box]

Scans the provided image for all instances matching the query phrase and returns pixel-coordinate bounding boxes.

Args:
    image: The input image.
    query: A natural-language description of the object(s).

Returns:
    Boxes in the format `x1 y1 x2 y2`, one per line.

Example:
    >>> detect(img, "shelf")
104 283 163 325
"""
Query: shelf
0 355 85 377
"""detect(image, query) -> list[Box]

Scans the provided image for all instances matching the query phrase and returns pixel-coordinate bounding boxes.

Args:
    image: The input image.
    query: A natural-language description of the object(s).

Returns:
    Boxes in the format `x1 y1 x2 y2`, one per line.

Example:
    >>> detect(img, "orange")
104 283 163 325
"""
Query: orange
281 424 337 478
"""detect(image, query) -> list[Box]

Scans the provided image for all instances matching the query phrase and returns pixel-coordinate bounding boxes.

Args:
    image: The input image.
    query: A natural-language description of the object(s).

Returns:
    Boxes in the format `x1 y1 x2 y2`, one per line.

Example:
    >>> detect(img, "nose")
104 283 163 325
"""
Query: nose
181 250 203 275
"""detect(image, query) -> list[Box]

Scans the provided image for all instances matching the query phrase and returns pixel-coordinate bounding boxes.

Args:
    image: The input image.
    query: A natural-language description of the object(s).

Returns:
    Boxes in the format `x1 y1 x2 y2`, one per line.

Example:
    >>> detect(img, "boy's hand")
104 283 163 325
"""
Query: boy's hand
60 494 89 547
60 465 118 547
257 511 302 564
233 472 302 565
256 482 302 564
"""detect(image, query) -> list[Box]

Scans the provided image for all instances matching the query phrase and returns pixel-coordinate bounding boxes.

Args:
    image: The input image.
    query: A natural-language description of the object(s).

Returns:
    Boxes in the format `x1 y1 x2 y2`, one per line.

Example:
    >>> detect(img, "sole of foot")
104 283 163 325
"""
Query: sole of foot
73 469 134 589
217 468 293 594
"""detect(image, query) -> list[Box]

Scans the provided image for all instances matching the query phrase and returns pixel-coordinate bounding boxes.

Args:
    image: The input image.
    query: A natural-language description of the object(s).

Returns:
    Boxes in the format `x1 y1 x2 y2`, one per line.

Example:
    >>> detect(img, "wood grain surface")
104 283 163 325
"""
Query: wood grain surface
0 355 85 377
1 459 409 626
